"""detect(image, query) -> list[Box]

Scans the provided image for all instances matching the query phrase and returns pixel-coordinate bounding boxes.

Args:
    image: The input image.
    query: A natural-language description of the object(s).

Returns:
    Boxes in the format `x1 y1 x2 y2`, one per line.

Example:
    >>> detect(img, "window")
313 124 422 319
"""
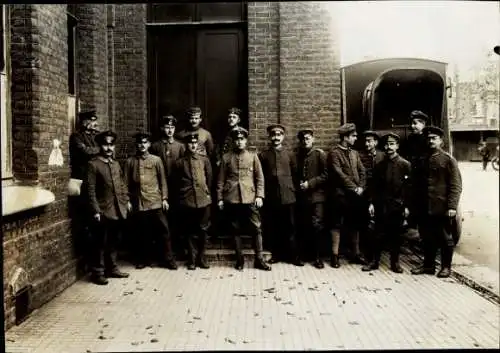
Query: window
148 2 245 23
1 5 12 180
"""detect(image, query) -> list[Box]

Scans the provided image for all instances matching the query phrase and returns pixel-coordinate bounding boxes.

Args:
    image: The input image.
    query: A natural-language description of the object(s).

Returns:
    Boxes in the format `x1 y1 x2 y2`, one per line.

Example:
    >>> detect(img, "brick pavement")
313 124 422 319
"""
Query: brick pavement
5 255 500 352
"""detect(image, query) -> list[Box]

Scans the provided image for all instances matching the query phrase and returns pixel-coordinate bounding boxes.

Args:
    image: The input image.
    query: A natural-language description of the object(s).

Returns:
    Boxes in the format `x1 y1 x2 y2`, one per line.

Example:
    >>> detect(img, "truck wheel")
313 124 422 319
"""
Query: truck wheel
492 157 499 171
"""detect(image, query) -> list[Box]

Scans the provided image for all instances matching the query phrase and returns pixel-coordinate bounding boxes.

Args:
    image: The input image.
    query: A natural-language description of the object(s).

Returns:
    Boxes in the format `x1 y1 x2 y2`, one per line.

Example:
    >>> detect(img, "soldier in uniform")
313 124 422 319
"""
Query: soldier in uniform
87 130 130 285
217 127 271 271
218 107 242 165
150 115 185 257
295 129 328 269
176 106 215 162
358 130 384 258
259 124 303 266
411 126 462 278
362 132 411 273
124 132 177 270
327 123 366 268
174 132 212 270
68 110 100 269
404 110 429 230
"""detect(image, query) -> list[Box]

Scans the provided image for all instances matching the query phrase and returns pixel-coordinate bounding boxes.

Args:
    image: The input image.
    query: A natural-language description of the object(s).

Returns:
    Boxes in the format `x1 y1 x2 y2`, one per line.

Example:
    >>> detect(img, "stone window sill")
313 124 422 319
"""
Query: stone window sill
1 183 55 217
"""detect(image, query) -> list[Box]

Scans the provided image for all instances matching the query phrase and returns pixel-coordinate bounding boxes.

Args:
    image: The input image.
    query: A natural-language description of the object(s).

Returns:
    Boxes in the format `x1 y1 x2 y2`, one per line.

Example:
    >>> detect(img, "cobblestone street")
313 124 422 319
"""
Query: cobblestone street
5 254 499 352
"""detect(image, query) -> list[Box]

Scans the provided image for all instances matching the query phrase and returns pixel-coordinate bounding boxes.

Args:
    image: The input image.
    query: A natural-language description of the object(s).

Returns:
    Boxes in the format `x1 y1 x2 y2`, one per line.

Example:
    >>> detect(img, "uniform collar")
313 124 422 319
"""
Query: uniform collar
137 152 150 160
388 152 399 160
338 144 350 151
97 156 114 164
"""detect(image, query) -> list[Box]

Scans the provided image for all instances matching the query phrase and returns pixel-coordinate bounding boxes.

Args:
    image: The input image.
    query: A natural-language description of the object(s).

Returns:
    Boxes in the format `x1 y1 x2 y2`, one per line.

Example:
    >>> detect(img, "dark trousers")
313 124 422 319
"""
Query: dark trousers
68 194 92 272
367 210 404 264
265 203 298 261
225 203 264 259
297 201 325 261
482 157 490 171
419 215 455 269
180 206 210 263
167 204 184 258
89 217 121 276
133 208 174 265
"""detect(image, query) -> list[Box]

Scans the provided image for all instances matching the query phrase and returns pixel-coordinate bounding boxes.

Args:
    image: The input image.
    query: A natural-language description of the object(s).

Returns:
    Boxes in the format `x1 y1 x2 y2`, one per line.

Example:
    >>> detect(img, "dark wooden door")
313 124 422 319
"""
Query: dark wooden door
149 27 247 144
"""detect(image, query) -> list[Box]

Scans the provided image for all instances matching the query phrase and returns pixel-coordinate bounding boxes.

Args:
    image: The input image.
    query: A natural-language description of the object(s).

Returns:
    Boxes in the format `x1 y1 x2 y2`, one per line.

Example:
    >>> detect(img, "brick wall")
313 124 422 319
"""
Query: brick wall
247 2 342 152
4 4 76 329
113 4 148 159
75 4 109 129
107 5 116 131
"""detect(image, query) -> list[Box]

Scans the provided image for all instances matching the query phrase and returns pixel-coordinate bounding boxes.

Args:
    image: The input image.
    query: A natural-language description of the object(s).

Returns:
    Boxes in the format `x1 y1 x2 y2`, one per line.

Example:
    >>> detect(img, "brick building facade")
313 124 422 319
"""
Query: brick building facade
1 3 341 329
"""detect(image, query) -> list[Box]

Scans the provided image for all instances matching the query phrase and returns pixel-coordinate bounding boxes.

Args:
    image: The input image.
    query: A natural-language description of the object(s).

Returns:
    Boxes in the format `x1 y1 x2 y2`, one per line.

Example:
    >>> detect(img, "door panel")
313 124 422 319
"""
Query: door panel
149 26 246 144
197 29 244 144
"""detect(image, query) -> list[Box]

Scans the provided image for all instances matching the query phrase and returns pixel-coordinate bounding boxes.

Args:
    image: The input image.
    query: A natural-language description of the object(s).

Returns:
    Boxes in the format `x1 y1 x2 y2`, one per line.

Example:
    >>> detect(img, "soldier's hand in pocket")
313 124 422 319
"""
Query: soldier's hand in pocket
127 202 132 213
218 201 224 210
403 207 410 218
94 213 101 222
447 209 457 218
255 197 263 209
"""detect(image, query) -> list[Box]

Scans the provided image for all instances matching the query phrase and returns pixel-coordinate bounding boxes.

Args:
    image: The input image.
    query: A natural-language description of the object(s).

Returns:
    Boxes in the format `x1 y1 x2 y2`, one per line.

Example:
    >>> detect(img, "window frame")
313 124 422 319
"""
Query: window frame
1 4 12 180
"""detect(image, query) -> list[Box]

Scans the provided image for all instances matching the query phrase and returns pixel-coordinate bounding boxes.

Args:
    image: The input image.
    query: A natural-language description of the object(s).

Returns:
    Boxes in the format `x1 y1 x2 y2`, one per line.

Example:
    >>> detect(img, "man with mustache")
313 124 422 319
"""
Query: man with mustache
124 132 177 270
259 124 303 266
87 130 130 285
411 126 462 278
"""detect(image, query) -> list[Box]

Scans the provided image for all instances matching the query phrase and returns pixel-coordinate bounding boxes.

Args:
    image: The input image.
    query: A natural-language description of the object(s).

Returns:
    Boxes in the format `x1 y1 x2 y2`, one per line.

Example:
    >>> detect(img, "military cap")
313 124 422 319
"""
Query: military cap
78 110 97 121
338 123 357 137
297 129 314 139
95 130 117 145
266 124 286 134
410 110 429 123
230 126 249 139
187 106 202 116
183 132 199 144
494 46 500 56
383 132 401 143
133 131 151 142
423 126 444 137
160 115 177 126
362 130 379 140
228 107 242 116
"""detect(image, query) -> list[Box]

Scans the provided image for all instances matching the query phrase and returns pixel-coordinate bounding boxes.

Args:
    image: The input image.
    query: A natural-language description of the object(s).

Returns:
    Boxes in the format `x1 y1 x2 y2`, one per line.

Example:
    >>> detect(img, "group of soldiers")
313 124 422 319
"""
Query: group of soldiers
69 107 462 286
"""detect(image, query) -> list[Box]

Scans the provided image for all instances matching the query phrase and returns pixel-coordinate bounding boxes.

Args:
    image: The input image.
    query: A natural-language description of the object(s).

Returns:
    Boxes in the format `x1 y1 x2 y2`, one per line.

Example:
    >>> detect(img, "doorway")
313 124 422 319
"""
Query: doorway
148 25 248 145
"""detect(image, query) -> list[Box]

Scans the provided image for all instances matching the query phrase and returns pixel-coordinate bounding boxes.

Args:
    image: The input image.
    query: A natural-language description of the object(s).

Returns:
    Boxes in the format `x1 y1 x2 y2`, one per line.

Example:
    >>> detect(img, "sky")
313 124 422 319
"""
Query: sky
328 1 500 79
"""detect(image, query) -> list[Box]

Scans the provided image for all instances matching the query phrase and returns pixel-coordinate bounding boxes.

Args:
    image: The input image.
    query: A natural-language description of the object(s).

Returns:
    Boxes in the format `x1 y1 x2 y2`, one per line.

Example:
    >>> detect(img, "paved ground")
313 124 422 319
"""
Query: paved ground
455 162 499 272
5 254 500 352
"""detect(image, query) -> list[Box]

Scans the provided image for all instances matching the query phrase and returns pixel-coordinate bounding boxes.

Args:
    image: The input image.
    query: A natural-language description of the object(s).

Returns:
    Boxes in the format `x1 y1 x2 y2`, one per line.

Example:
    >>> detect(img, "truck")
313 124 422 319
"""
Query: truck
340 58 462 244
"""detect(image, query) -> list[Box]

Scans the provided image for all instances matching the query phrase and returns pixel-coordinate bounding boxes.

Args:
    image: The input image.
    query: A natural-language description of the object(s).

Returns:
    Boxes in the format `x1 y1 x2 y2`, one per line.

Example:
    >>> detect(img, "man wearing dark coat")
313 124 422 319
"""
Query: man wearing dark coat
150 115 185 256
86 130 130 285
358 130 384 258
124 132 177 270
411 126 462 278
363 132 411 273
295 129 328 269
68 110 100 269
327 123 366 268
176 106 215 162
174 132 213 270
217 127 271 271
259 124 303 266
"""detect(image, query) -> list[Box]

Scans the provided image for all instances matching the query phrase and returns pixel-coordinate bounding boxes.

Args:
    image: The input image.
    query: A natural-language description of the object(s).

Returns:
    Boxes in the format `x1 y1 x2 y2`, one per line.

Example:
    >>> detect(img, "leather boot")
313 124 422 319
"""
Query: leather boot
255 254 271 271
235 256 244 271
411 265 435 275
390 251 403 273
313 258 324 269
330 254 340 268
437 247 453 278
196 256 210 269
361 261 379 271
91 274 109 285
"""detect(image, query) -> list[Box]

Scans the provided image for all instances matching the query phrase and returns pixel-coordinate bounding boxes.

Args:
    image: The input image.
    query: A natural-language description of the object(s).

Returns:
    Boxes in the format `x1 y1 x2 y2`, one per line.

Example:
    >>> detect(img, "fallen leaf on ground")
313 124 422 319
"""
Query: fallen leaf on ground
135 281 140 284
298 282 303 285
254 312 259 317
136 287 143 291
384 288 392 291
6 338 15 342
102 324 109 328
98 318 104 322
146 325 153 329
283 278 290 281
395 279 401 284
197 330 203 333
243 340 252 344
225 338 236 344
286 312 295 316
131 341 139 346
151 338 158 343
308 287 319 291
288 286 296 290
368 273 374 276
263 287 276 293
148 332 155 335
298 317 306 320
320 313 332 316
106 301 111 304
228 274 234 277
193 316 201 320
186 321 194 324
348 321 360 325
282 301 293 305
273 296 282 302
98 335 106 340
280 331 286 335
